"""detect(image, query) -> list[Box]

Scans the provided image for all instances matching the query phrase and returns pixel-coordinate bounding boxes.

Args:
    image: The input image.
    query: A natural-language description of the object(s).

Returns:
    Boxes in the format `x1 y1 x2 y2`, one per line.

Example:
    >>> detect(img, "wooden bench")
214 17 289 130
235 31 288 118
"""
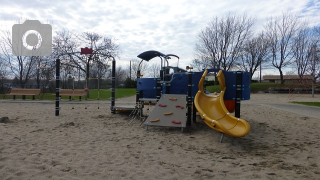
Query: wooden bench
8 88 41 100
58 89 87 101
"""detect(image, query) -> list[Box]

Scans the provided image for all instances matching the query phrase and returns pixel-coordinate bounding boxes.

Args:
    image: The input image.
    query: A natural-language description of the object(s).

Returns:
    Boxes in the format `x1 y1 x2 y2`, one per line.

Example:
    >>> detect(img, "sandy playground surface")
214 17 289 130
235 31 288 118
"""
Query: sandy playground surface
0 93 319 180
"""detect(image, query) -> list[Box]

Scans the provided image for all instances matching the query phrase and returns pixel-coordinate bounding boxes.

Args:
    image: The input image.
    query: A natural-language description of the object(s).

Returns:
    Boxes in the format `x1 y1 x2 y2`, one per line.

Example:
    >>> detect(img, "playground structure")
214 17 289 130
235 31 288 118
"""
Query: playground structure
53 48 251 140
112 50 251 139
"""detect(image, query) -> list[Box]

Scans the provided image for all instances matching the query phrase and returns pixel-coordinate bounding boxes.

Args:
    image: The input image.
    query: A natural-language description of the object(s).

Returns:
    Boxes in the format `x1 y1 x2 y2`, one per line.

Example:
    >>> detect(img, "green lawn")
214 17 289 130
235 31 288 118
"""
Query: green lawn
1 83 317 100
2 88 136 101
290 101 320 107
206 83 313 93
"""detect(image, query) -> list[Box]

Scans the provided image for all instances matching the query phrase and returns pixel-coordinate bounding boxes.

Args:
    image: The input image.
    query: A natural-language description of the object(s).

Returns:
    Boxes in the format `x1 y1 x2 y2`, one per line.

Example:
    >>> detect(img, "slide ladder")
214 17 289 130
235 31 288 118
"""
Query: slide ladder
194 70 250 137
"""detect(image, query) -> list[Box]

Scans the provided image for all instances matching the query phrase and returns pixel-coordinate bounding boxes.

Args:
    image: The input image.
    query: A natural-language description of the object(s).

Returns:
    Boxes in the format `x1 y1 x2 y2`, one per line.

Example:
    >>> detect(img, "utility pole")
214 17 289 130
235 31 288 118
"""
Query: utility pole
312 45 317 98
130 60 132 80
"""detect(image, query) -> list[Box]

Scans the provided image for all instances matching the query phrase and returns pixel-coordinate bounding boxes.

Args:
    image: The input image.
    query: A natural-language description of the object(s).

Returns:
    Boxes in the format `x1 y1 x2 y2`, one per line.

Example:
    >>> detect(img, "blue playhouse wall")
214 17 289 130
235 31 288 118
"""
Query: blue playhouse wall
190 72 203 98
166 72 202 98
137 78 157 98
137 69 250 100
168 73 188 95
221 70 250 100
241 71 251 100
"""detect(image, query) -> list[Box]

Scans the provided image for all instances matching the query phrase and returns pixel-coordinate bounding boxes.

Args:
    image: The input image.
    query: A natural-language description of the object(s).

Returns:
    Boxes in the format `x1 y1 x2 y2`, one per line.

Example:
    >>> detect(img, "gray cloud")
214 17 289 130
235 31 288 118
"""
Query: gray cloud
1 0 319 69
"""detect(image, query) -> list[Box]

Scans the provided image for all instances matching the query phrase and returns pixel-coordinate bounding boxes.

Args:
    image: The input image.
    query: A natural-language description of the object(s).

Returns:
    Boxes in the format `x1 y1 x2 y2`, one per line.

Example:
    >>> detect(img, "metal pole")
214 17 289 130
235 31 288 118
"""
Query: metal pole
235 71 242 118
55 59 60 116
312 45 316 98
111 57 116 113
130 60 132 80
98 78 100 109
187 71 192 126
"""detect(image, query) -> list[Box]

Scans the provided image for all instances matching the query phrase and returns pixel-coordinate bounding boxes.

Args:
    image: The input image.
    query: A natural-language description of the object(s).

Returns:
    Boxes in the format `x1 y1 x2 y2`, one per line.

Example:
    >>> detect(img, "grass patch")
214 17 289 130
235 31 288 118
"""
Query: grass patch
2 88 136 101
290 101 320 107
205 85 221 93
250 83 314 93
206 83 314 93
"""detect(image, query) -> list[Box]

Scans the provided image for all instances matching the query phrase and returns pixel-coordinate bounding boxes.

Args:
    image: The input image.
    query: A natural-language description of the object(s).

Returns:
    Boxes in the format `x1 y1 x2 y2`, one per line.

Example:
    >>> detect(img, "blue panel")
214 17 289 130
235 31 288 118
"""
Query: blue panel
142 69 250 100
137 78 157 98
242 87 250 100
191 72 203 98
242 72 251 88
162 83 167 94
241 72 251 100
169 73 188 95
223 71 236 100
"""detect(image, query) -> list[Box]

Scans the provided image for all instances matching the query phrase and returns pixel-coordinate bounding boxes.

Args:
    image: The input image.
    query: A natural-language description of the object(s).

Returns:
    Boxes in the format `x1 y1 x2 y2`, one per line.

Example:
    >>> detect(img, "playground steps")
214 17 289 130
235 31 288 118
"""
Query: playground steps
144 94 187 130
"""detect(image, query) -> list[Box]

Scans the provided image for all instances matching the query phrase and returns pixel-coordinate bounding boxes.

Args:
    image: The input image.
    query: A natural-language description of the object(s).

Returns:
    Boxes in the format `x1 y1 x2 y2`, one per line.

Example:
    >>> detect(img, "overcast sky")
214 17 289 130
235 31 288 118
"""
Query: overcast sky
1 0 320 75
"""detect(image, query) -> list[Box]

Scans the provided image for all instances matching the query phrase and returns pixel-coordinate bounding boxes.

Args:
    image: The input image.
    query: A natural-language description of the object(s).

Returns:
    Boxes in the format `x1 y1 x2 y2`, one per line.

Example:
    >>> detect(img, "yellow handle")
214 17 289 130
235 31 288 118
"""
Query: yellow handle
150 118 160 122
163 112 173 115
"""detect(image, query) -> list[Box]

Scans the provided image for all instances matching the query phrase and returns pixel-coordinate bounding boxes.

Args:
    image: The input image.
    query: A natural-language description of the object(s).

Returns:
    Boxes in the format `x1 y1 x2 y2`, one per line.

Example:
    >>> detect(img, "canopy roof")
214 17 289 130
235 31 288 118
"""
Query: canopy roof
137 50 169 61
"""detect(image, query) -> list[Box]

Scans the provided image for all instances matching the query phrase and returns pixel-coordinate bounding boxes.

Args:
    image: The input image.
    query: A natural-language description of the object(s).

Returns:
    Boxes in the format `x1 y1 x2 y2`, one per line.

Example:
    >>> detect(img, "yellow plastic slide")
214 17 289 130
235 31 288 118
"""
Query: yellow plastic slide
194 70 250 137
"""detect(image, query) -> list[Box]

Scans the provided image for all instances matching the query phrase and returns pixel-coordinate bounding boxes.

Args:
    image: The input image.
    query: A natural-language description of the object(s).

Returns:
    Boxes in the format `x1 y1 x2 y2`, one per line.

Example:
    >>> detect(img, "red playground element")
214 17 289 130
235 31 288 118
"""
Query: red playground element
175 105 184 109
224 100 235 113
171 120 181 124
158 104 167 107
84 88 89 92
81 47 93 55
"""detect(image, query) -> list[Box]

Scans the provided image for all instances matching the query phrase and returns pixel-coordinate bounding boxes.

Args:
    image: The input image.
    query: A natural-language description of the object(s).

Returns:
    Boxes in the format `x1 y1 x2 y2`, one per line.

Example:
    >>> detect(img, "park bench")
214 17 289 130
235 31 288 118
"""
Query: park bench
58 89 87 101
8 88 41 100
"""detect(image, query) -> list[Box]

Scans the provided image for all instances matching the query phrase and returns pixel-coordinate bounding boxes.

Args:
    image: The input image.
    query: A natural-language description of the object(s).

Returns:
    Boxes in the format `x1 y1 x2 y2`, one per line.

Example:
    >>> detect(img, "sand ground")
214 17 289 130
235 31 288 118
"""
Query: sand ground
0 93 319 180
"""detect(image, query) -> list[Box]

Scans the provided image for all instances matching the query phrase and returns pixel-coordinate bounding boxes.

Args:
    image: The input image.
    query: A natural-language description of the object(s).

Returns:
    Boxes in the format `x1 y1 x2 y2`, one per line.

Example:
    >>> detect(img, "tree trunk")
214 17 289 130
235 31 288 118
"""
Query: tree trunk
36 68 40 89
279 69 284 84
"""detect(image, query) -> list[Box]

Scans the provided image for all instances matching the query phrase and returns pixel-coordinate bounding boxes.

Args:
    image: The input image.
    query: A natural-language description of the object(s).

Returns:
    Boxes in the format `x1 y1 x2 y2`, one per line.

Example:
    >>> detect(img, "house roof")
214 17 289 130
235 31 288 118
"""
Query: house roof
263 75 313 80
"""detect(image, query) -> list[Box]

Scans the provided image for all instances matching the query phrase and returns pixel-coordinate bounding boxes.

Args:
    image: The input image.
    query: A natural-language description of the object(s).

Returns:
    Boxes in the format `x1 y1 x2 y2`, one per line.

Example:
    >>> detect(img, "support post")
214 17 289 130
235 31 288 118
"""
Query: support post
187 71 192 126
156 78 161 100
160 69 164 81
235 71 242 118
193 102 197 123
220 133 224 143
111 58 116 113
139 90 143 118
55 59 60 116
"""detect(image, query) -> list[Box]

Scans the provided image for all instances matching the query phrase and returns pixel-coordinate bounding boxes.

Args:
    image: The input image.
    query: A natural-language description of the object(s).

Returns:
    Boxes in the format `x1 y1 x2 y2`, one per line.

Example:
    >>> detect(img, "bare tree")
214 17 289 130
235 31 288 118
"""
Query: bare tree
238 32 271 80
311 26 320 82
0 53 9 93
33 56 56 88
194 13 254 71
191 58 211 71
129 59 149 80
0 54 8 78
148 63 160 78
292 25 314 82
265 12 301 84
115 66 128 85
90 59 110 79
0 29 36 88
53 30 120 81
